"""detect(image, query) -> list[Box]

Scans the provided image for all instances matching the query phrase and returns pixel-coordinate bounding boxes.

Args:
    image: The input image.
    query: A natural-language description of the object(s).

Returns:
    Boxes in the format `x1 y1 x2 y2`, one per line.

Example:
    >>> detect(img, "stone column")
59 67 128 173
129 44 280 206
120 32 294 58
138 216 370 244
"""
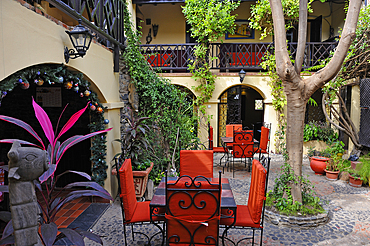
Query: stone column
7 141 48 246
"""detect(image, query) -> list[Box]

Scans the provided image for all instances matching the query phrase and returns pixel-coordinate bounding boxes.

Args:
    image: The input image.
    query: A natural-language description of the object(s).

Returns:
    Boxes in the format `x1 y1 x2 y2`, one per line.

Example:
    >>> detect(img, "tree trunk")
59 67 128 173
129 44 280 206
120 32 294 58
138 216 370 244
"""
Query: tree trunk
269 0 362 203
284 81 306 203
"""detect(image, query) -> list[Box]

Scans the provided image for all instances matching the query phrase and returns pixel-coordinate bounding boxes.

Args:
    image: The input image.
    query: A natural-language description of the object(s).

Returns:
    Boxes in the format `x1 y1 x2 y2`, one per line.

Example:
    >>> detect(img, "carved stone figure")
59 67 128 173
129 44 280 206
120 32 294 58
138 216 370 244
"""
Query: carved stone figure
7 141 48 246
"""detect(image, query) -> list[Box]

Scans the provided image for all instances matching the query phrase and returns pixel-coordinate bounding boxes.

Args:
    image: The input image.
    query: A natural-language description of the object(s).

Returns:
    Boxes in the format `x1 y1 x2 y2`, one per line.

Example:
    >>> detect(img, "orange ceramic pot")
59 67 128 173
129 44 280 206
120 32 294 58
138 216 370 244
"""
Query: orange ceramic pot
325 169 340 181
349 174 363 188
310 156 329 175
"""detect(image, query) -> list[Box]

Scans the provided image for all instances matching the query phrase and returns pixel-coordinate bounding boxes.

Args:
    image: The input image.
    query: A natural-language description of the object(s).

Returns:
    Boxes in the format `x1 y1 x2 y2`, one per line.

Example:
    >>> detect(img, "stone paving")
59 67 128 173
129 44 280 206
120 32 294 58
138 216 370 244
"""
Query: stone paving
85 153 370 245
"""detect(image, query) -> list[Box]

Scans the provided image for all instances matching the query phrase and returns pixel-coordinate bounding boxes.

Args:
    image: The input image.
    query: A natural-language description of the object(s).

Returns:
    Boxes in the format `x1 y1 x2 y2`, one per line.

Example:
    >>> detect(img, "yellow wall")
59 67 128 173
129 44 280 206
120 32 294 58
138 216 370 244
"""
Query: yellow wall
159 72 279 152
349 85 361 152
0 0 123 196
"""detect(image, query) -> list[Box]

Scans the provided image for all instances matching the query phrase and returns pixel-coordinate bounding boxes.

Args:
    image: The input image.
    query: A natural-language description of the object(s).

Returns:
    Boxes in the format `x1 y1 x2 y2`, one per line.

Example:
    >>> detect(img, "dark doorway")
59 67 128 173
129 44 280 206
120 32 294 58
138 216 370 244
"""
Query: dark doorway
309 16 322 42
218 85 264 145
0 82 91 187
186 23 197 43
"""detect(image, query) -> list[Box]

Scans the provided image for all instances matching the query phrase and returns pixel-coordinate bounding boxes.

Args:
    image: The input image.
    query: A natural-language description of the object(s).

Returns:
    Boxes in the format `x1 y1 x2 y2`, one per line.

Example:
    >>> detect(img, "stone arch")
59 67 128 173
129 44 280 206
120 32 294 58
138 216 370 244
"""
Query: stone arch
0 63 109 185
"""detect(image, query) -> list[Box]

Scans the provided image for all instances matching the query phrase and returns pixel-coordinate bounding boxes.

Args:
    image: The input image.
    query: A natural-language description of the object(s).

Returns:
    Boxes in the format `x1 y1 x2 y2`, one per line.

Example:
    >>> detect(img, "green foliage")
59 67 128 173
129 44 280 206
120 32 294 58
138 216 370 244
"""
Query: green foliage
357 154 370 184
267 162 324 216
182 0 239 113
249 0 313 40
114 107 154 171
303 121 338 144
322 5 370 104
122 1 198 183
0 64 108 185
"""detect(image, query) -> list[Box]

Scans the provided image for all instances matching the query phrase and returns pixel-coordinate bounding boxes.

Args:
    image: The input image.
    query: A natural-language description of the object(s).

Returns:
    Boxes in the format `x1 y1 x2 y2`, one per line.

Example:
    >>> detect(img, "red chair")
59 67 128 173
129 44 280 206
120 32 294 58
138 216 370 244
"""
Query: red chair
230 130 254 177
254 123 271 159
180 150 214 178
208 126 228 166
165 172 222 245
220 157 270 246
116 158 165 245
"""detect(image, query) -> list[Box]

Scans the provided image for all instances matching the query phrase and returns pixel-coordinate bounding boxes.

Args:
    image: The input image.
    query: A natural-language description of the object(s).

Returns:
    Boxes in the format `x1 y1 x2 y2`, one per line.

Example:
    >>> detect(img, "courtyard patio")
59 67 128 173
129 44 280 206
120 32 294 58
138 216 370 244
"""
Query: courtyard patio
69 153 370 246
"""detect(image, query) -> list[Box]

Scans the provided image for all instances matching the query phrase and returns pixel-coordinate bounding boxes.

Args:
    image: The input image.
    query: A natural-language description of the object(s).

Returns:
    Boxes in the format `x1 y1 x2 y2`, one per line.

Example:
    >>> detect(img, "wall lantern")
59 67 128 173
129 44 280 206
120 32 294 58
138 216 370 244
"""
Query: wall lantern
152 24 159 37
239 69 246 83
64 19 93 63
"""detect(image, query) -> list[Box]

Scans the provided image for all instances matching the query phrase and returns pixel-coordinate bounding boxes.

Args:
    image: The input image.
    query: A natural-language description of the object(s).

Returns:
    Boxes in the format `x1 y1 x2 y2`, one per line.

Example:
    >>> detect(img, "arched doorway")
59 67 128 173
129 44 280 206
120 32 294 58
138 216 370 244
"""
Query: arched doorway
0 64 107 187
218 85 264 146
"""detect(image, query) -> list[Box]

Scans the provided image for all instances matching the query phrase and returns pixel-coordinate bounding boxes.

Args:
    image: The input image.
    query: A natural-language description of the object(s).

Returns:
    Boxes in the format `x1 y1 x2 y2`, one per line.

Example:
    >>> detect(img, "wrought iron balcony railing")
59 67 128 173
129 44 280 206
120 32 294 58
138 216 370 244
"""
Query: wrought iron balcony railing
140 42 338 72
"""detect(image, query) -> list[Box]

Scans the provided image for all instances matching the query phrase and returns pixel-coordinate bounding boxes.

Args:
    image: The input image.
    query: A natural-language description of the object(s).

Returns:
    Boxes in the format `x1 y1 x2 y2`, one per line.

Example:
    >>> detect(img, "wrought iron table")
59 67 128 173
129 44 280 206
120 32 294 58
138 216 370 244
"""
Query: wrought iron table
149 177 237 244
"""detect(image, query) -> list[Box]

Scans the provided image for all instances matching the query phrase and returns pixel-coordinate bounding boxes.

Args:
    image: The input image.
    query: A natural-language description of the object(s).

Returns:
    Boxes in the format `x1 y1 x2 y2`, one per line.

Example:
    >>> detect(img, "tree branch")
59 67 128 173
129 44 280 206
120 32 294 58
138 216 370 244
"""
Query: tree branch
295 0 308 74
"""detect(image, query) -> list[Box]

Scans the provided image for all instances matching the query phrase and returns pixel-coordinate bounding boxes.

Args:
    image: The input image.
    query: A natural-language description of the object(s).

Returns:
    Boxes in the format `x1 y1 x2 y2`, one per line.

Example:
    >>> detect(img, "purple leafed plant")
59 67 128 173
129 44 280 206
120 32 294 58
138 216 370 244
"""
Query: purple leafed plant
0 98 113 246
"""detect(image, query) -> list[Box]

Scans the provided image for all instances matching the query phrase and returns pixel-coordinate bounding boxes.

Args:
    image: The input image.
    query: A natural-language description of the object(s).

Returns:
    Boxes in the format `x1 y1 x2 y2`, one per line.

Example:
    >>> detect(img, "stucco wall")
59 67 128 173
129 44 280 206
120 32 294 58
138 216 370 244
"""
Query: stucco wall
160 72 279 153
0 0 123 195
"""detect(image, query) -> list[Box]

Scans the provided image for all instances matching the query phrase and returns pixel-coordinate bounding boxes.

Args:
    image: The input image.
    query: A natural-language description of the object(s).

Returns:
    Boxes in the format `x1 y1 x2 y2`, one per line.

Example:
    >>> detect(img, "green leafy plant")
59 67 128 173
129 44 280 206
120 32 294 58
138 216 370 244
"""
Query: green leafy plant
0 98 113 245
122 0 198 181
357 154 370 184
266 162 324 216
182 0 239 114
326 141 345 158
303 121 338 144
114 107 154 171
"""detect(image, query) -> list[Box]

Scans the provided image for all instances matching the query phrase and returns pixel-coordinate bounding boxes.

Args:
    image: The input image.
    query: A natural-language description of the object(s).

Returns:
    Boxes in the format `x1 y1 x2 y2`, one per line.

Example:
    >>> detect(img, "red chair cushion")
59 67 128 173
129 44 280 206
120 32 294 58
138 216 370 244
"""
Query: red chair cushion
226 124 242 147
253 147 267 153
118 159 137 222
259 126 270 151
180 150 214 178
248 159 267 224
220 205 260 228
128 201 165 223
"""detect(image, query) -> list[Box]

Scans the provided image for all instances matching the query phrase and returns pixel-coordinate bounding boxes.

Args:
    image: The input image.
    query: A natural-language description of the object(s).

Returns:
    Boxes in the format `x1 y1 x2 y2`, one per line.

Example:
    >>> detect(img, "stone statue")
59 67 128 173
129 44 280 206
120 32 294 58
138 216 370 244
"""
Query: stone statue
7 141 49 246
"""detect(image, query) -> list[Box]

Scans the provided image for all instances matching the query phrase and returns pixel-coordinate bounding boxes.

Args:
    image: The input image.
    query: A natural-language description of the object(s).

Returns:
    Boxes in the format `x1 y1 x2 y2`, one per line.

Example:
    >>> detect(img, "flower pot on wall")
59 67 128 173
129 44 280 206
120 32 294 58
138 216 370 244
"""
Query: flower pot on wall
324 170 340 181
310 156 330 175
349 174 363 188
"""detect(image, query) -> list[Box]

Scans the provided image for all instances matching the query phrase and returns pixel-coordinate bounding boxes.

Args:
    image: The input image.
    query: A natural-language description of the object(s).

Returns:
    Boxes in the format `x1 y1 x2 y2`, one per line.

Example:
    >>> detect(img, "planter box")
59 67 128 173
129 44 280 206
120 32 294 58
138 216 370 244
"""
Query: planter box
132 162 154 199
349 174 363 188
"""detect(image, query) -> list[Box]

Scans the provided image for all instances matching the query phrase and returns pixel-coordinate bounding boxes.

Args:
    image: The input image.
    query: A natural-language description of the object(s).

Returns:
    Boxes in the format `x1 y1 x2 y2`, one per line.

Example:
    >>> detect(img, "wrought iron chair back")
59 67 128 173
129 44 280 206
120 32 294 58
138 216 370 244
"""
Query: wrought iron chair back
165 172 222 245
230 130 254 176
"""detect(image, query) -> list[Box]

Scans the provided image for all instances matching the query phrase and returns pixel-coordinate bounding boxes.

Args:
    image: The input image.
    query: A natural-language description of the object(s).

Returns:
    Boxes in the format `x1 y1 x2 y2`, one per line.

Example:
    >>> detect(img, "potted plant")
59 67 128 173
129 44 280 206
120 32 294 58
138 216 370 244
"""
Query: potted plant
355 154 370 187
348 170 363 187
114 107 155 200
310 148 331 175
324 156 348 180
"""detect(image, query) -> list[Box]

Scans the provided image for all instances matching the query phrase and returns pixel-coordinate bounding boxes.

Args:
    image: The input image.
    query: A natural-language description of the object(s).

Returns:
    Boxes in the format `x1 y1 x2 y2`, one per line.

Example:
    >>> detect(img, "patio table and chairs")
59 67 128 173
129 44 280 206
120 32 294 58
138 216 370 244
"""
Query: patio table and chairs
149 156 270 245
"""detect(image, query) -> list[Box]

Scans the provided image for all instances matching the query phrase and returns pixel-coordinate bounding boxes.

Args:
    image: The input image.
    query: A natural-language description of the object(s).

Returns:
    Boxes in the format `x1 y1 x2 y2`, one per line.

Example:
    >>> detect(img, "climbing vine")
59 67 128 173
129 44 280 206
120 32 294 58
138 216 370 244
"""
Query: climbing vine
0 64 108 185
122 0 197 179
182 0 239 115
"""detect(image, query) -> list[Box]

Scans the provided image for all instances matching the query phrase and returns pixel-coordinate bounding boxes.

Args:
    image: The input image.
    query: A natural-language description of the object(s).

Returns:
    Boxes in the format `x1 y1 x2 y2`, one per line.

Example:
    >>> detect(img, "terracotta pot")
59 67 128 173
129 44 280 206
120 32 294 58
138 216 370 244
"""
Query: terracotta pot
112 162 154 199
132 162 154 199
325 169 340 181
310 156 329 175
349 174 363 188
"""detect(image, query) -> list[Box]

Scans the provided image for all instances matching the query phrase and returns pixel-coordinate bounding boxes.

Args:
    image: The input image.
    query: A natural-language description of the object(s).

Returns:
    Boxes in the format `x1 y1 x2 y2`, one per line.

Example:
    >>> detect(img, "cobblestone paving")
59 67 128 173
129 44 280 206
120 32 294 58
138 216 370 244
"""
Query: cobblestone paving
85 153 370 246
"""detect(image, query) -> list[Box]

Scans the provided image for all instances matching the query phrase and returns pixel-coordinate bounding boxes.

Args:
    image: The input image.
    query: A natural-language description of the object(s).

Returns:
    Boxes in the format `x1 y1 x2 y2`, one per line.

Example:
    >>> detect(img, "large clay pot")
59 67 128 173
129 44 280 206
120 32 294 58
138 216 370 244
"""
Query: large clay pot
325 169 340 181
310 156 329 175
349 174 363 188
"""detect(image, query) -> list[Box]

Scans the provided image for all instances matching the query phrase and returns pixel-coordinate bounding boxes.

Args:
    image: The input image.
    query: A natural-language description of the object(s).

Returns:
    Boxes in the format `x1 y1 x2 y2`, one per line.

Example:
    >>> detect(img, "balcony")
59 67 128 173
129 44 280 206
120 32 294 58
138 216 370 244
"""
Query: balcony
140 42 338 72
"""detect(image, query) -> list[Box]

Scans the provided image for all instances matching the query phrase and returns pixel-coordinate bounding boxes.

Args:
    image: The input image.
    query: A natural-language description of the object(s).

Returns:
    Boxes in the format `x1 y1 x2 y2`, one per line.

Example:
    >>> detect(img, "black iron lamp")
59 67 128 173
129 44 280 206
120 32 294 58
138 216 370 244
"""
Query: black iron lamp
239 69 246 83
152 24 159 37
64 19 93 63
